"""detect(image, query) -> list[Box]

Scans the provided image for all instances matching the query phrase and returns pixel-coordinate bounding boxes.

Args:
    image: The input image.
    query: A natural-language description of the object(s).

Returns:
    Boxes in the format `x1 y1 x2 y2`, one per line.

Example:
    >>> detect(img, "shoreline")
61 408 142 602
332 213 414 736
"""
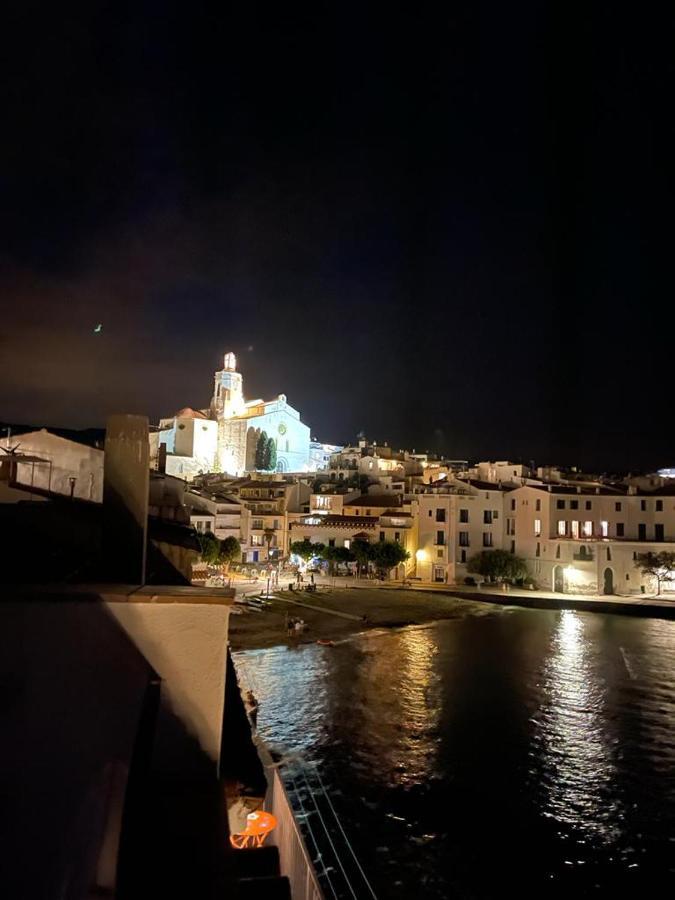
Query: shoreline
228 585 675 652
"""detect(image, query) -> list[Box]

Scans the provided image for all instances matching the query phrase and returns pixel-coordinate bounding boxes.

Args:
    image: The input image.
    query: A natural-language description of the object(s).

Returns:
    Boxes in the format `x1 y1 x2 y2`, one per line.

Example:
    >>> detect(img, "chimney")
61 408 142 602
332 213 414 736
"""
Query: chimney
103 415 150 585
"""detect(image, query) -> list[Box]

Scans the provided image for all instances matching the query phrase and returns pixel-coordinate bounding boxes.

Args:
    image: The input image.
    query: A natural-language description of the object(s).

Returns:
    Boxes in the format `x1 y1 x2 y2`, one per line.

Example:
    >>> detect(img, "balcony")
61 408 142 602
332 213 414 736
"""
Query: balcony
573 550 595 561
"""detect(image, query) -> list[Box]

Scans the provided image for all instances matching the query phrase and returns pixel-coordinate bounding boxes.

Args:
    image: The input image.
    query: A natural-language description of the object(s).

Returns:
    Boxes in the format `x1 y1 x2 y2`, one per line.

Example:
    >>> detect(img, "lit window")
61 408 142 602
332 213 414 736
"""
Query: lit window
534 519 541 536
600 521 609 537
582 521 593 537
344 539 350 549
571 520 579 539
483 532 493 547
557 520 567 536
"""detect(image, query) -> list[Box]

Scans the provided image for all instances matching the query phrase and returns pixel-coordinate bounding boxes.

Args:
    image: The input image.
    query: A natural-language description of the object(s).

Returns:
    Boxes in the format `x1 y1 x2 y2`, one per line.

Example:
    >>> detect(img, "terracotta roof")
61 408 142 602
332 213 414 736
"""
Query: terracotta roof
343 495 402 508
174 407 209 420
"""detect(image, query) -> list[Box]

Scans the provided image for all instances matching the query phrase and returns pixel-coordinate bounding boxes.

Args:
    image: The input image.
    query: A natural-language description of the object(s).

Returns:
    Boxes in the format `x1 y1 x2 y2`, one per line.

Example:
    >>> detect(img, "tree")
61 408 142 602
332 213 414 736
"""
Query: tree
197 531 222 565
255 431 269 470
351 538 373 577
220 535 241 568
371 540 410 577
467 549 527 583
320 544 354 575
290 539 324 561
267 436 277 471
634 551 675 596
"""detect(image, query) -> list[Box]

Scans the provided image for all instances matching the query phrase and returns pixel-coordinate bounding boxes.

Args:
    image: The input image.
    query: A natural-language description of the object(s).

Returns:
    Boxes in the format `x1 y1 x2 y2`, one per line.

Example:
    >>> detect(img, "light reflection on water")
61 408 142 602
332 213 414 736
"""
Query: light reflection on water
535 610 622 840
234 603 675 898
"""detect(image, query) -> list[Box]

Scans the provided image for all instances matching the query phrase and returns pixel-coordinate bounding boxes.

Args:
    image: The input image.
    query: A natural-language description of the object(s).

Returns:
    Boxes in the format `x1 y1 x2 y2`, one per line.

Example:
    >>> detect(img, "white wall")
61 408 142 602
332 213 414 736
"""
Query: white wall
105 597 231 764
12 430 104 501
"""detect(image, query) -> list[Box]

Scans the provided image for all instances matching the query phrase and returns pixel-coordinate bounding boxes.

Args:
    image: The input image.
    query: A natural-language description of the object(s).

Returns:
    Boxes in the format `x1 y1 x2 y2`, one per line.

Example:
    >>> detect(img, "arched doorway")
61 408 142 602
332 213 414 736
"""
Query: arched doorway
603 567 614 595
553 565 564 593
276 458 287 473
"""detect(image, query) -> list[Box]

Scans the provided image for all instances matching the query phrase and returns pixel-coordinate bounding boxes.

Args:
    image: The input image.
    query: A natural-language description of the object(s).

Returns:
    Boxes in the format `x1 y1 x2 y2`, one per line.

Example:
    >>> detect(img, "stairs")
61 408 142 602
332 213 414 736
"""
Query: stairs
232 846 291 900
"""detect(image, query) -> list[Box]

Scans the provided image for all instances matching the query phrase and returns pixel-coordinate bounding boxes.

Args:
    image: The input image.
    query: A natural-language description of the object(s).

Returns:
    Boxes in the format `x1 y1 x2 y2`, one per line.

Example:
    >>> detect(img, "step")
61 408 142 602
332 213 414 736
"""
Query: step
236 874 292 900
231 845 281 879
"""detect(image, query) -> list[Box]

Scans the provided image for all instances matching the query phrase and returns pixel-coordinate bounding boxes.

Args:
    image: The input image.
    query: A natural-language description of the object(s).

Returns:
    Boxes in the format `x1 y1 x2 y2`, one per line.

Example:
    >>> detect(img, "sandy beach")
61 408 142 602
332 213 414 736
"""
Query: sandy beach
228 586 498 650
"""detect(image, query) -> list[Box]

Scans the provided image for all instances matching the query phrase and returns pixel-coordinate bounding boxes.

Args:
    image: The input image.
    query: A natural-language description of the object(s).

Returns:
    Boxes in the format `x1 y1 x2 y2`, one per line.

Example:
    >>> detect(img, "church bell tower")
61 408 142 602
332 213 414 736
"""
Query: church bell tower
211 351 244 420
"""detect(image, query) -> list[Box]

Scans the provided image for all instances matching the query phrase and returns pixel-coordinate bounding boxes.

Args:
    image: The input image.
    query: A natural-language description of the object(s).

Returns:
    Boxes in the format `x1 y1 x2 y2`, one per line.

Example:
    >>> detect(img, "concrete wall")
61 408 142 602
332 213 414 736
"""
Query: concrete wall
104 593 231 765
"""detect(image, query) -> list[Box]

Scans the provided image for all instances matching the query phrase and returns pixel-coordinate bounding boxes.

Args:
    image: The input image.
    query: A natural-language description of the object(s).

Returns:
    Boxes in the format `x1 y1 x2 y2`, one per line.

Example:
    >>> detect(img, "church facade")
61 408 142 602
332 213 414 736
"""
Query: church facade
152 352 311 479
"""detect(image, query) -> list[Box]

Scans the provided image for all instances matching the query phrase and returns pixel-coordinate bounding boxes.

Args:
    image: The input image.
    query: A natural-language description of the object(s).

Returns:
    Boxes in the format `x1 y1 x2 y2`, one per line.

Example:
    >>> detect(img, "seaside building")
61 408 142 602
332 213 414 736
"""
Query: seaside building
413 478 510 583
509 482 675 595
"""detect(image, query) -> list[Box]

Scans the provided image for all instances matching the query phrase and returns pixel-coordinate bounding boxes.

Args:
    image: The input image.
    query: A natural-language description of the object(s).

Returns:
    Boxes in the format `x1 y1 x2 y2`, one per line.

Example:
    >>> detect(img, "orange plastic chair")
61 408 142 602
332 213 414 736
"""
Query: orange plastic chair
230 810 278 849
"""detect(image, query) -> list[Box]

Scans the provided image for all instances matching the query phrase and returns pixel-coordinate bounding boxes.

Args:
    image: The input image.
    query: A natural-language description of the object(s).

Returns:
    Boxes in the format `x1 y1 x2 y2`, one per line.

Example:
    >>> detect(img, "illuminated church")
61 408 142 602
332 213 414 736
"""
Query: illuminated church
152 352 311 478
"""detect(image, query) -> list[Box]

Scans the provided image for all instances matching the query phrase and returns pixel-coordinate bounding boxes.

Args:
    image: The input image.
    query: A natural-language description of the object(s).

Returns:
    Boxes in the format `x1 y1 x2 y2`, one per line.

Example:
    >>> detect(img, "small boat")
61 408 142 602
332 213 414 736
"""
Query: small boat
316 639 335 647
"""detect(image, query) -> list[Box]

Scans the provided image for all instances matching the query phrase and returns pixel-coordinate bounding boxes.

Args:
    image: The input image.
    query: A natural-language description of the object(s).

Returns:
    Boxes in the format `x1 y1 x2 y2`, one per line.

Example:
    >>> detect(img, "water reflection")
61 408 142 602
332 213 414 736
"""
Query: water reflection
354 626 441 785
536 610 622 841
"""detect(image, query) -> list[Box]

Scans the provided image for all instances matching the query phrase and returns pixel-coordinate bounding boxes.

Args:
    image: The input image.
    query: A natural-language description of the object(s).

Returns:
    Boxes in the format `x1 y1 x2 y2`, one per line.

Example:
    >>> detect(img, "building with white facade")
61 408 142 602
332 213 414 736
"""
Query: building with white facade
413 478 509 583
509 483 675 595
150 352 311 479
0 429 104 502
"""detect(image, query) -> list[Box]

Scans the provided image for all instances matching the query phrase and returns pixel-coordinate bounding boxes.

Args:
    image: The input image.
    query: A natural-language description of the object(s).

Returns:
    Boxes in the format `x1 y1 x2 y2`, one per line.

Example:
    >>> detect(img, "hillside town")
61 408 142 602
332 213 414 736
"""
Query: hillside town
2 352 674 598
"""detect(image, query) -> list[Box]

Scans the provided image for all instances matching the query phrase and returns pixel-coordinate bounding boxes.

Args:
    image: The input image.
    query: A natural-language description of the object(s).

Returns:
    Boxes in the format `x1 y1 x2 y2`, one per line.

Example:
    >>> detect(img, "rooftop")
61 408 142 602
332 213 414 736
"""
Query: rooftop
344 494 402 508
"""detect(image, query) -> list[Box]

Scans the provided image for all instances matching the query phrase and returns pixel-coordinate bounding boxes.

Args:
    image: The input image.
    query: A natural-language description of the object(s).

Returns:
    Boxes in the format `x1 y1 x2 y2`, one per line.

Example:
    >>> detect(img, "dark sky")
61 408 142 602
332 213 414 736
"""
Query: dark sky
1 3 673 471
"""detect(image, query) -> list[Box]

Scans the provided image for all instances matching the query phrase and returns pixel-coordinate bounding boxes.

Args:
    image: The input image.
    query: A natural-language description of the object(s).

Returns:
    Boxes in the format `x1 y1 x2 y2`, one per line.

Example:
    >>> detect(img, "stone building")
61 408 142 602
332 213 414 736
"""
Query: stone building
151 351 311 479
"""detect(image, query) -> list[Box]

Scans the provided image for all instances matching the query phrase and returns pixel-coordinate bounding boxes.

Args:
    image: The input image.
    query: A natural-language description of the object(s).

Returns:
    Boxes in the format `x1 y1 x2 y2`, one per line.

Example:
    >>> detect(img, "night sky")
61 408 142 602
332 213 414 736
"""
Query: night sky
1 4 673 471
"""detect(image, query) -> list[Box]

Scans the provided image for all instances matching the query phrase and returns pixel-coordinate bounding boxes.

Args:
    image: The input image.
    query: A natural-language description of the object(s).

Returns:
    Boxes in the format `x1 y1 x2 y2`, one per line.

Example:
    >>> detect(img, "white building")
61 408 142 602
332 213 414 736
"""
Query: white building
151 352 311 479
509 483 675 595
308 441 343 471
414 478 509 583
0 429 104 502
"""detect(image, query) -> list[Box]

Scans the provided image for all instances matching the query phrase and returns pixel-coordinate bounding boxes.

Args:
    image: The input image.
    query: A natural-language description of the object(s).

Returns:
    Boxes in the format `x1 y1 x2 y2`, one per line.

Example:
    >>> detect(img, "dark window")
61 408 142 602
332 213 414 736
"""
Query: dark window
607 547 612 561
328 538 335 547
483 510 493 524
638 523 646 540
459 508 469 523
395 532 401 542
616 523 624 537
557 499 565 509
379 531 385 542
585 500 592 510
510 540 515 554
570 500 578 510
556 545 561 559
436 530 445 546
436 508 446 522
511 499 516 511
655 524 664 542
483 532 493 547
460 549 467 563
615 502 622 512
656 500 663 512
459 531 469 547
428 510 432 517
640 499 646 511
536 499 541 511
535 542 540 557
